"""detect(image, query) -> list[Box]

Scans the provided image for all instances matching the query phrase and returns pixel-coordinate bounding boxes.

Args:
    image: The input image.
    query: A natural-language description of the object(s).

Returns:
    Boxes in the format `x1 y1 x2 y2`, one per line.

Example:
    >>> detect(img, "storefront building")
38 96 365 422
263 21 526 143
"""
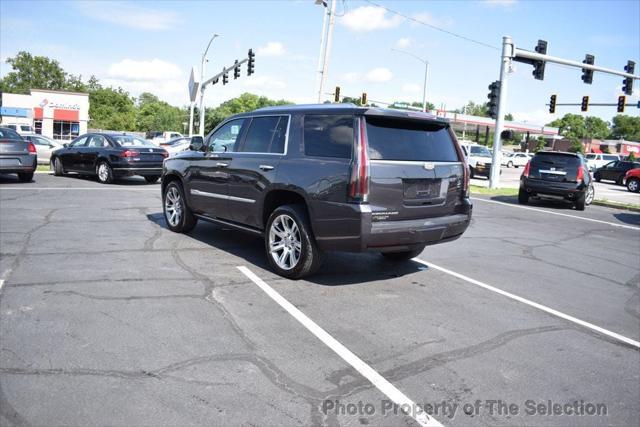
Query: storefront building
0 89 89 140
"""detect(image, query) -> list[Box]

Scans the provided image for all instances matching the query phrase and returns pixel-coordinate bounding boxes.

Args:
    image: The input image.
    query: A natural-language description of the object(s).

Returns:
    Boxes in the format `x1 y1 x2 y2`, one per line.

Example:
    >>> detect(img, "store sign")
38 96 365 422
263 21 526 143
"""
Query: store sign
40 99 81 110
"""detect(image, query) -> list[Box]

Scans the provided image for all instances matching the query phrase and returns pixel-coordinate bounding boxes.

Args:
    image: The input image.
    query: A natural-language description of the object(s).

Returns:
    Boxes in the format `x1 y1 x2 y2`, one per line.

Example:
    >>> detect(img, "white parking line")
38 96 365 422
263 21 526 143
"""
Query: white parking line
413 258 640 349
0 187 158 191
0 280 4 292
237 266 442 427
471 197 640 231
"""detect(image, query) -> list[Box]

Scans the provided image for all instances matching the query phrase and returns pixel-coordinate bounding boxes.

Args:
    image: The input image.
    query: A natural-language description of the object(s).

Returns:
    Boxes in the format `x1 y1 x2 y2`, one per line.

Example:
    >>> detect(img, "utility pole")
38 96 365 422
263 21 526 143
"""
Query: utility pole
317 0 336 103
198 34 219 136
391 48 430 112
489 36 512 189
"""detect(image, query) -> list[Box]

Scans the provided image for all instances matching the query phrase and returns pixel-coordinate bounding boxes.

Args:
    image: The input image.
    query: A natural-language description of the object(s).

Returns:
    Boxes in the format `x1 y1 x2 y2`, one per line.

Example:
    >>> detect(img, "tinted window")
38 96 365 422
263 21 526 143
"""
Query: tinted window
69 136 88 147
304 115 353 159
113 136 153 147
208 119 246 153
367 117 459 162
87 135 108 148
0 128 22 139
531 153 581 170
585 154 596 160
240 116 288 154
603 155 619 161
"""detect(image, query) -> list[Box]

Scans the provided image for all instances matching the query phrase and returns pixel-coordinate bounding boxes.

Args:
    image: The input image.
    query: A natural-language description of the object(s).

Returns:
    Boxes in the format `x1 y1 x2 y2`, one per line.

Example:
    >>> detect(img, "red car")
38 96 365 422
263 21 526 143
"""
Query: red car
625 168 640 193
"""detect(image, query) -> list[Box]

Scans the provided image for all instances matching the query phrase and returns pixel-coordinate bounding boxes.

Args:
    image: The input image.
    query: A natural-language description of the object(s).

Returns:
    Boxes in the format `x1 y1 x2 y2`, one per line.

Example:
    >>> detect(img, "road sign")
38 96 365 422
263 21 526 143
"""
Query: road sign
188 66 200 103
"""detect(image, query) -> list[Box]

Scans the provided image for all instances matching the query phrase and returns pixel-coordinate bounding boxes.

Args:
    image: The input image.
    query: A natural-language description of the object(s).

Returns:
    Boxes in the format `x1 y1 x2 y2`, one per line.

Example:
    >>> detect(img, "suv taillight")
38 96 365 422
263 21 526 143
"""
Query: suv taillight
27 142 36 153
348 117 370 203
121 150 139 158
576 165 584 183
523 160 531 178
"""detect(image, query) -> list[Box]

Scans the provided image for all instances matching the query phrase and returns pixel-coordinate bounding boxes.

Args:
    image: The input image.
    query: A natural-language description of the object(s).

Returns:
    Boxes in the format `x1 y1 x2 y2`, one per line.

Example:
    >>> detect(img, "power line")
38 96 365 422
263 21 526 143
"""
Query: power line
362 0 500 51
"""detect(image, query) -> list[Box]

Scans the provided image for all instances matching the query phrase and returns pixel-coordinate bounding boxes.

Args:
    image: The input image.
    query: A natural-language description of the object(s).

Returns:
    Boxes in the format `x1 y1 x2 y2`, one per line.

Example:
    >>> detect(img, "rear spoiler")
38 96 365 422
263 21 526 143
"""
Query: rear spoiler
363 109 450 128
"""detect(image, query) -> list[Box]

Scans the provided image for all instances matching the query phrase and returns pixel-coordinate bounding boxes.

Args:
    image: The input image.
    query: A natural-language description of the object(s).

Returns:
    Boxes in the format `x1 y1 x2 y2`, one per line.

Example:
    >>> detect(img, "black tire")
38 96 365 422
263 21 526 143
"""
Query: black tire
52 157 64 176
163 181 197 233
265 204 324 279
616 174 624 186
381 245 425 261
626 177 640 193
17 172 34 182
518 188 529 204
594 172 601 182
469 166 475 179
96 161 114 184
574 196 586 211
145 175 161 184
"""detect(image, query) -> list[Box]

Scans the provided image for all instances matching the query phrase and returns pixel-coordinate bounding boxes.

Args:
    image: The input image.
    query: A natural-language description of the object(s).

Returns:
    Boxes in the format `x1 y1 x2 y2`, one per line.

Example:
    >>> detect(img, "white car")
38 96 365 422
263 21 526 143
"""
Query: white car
160 137 191 156
23 135 64 164
502 152 531 168
459 142 494 179
5 123 36 136
151 131 185 145
585 153 621 172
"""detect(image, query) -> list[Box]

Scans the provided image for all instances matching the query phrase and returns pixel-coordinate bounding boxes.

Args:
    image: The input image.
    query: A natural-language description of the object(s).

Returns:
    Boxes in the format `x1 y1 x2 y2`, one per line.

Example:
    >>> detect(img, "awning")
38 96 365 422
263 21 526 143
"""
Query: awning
591 147 602 153
53 109 79 121
34 107 43 120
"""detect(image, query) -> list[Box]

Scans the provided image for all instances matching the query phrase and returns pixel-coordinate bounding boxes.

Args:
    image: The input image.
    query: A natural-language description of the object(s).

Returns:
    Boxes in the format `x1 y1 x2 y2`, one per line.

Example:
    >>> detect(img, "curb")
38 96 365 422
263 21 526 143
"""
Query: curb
592 199 640 213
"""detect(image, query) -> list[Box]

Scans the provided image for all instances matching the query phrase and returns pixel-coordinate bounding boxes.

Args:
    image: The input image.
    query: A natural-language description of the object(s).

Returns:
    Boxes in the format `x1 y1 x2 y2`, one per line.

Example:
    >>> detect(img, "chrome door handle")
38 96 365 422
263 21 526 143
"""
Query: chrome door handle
259 165 274 171
216 162 229 167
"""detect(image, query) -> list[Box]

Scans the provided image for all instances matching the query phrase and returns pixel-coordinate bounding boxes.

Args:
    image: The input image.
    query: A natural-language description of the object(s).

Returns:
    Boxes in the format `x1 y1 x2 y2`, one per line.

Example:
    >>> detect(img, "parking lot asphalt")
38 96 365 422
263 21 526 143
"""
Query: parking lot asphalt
1 173 639 426
472 166 640 206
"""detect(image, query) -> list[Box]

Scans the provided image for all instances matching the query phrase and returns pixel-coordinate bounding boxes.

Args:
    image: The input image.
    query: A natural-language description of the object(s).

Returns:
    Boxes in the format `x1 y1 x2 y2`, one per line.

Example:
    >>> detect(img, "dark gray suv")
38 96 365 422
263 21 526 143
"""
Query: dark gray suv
161 104 472 278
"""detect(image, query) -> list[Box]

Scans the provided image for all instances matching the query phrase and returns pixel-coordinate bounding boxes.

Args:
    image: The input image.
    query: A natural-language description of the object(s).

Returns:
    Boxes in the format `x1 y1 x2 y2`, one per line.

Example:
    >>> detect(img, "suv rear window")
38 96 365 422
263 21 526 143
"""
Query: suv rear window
366 117 459 162
531 153 581 171
303 115 353 159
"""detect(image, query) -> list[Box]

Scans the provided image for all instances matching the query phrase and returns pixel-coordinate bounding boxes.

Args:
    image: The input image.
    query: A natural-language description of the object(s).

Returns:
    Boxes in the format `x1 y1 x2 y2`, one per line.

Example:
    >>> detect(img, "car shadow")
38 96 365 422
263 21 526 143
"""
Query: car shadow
612 213 640 226
487 195 579 210
146 212 423 286
54 173 156 186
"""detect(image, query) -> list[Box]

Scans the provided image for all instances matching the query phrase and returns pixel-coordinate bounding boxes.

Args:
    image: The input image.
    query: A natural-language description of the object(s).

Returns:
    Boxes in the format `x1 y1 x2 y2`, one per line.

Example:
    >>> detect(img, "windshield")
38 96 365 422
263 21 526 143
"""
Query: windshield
113 136 154 147
164 138 189 146
585 154 596 160
470 145 492 157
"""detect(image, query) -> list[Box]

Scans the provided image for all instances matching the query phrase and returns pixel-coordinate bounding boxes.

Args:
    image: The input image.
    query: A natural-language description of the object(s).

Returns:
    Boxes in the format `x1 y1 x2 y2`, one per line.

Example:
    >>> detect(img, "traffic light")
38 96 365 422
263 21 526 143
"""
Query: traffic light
581 96 589 112
617 95 626 113
581 54 594 84
334 86 340 103
549 94 557 114
233 60 240 79
247 49 255 76
532 40 547 80
622 60 635 95
487 80 501 119
361 92 367 105
223 72 228 85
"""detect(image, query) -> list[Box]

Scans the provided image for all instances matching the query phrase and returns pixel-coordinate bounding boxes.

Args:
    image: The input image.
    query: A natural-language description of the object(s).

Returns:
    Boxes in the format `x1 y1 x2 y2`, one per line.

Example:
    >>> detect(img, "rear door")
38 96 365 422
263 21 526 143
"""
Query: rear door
529 153 581 183
364 115 465 221
226 115 289 228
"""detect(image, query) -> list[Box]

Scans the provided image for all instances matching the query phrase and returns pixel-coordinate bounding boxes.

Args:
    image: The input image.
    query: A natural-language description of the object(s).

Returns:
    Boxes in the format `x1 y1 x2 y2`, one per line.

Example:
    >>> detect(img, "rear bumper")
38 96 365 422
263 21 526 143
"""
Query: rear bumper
0 155 37 174
315 199 472 252
521 178 587 200
112 166 163 177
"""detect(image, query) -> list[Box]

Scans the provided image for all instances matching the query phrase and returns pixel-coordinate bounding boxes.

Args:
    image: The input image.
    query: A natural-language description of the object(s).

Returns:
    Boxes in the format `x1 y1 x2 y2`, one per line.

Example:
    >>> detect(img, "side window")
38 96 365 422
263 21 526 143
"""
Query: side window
69 136 88 147
87 135 108 148
239 116 288 154
207 119 246 153
303 114 353 159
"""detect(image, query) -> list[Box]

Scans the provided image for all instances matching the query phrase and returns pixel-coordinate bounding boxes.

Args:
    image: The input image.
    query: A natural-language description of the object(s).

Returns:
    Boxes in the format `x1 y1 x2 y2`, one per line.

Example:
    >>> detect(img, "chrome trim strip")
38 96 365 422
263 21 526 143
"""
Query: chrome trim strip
370 160 463 166
194 214 263 235
190 189 255 204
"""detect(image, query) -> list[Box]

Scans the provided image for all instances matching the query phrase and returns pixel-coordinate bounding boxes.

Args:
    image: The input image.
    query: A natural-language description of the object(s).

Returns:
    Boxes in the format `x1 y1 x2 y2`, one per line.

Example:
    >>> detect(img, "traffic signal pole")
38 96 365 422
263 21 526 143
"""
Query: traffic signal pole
489 36 513 189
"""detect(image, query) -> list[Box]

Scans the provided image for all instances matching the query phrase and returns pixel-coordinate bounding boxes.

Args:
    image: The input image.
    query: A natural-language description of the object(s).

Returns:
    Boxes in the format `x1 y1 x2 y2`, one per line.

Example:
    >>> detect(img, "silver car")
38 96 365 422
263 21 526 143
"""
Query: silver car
24 135 64 164
0 127 37 182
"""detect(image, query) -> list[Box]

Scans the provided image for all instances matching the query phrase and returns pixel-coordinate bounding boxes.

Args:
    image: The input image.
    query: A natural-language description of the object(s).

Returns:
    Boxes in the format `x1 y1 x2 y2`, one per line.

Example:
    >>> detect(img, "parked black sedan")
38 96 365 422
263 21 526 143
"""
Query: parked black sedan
593 160 640 185
50 133 168 184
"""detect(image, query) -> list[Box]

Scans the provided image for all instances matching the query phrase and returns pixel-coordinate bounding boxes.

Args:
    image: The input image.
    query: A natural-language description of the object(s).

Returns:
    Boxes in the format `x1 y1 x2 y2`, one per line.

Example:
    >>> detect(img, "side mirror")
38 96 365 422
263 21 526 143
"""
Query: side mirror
189 136 205 152
63 143 69 148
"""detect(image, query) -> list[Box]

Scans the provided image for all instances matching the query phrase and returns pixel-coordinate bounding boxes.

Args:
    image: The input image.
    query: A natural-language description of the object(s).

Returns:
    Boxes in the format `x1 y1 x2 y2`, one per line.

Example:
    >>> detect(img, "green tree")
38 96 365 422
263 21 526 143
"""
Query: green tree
455 101 488 117
536 136 546 152
584 116 610 139
389 101 436 111
504 113 514 121
137 92 160 106
88 87 136 131
0 51 69 93
136 96 184 133
610 115 640 141
204 93 290 133
548 114 586 140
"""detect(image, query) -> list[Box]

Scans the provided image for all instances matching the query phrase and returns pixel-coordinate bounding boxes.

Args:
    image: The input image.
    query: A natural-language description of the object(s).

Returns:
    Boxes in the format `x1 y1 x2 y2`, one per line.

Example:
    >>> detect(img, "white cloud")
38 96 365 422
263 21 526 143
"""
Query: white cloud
482 0 517 7
242 75 286 90
396 38 412 49
366 68 393 83
341 72 361 83
257 42 286 57
76 1 181 31
340 6 403 32
108 59 183 82
402 83 422 94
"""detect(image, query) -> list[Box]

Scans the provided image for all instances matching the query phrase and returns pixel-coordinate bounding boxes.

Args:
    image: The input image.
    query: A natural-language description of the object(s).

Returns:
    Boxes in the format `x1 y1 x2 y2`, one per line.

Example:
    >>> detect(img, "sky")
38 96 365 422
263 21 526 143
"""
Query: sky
1 0 639 126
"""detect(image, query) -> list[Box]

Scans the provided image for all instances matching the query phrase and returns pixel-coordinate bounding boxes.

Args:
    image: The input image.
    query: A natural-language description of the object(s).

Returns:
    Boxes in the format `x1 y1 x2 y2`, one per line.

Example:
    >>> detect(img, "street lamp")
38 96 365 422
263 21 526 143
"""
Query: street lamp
197 33 219 137
391 48 430 112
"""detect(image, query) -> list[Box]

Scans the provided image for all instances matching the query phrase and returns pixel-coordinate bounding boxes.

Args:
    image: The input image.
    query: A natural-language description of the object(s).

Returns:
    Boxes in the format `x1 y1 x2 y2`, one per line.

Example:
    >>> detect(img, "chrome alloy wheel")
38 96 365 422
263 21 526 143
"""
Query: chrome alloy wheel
585 185 595 205
628 179 639 192
269 214 302 270
164 186 183 227
98 163 109 182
